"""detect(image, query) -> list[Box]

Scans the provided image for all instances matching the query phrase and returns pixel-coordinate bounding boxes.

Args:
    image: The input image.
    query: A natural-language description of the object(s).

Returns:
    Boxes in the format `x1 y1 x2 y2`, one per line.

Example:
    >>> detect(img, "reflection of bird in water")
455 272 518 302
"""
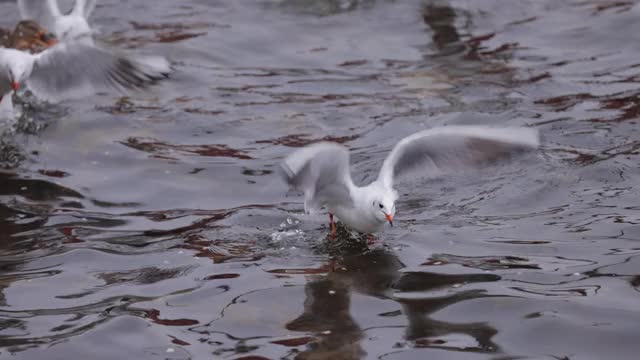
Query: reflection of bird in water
0 20 58 53
280 126 539 236
422 1 463 52
287 249 503 359
286 276 364 360
421 1 518 64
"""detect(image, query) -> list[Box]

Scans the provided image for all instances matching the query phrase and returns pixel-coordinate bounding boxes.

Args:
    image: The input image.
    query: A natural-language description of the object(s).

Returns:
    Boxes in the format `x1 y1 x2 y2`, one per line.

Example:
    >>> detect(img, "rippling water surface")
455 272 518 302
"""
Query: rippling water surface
1 0 640 359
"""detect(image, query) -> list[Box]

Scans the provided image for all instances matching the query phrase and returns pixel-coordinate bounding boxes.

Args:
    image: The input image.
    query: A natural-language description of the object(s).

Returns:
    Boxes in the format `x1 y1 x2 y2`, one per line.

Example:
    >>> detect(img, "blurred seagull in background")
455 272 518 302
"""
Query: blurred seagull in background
18 0 96 43
280 126 540 236
17 0 171 76
0 42 170 115
0 0 173 117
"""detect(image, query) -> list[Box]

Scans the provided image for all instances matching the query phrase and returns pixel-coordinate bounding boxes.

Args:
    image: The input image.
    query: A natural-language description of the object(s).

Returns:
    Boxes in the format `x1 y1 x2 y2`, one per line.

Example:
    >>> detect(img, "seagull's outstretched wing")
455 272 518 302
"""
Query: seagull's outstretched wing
378 126 540 188
27 42 171 102
280 142 355 214
17 0 61 32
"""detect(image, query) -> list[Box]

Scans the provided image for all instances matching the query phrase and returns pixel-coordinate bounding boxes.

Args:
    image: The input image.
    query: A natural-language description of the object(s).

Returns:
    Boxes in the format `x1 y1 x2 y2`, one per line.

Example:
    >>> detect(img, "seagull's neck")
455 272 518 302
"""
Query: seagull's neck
0 48 30 60
0 48 36 67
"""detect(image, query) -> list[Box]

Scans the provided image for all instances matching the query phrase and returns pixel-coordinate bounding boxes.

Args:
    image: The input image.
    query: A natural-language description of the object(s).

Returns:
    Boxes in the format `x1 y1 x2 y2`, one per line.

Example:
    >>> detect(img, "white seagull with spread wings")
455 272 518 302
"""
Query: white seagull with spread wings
280 126 540 236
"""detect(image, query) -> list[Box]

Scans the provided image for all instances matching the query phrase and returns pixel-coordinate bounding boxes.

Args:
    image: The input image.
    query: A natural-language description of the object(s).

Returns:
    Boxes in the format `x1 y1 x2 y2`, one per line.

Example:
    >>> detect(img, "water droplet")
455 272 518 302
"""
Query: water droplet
166 347 175 353
328 290 336 295
321 330 331 335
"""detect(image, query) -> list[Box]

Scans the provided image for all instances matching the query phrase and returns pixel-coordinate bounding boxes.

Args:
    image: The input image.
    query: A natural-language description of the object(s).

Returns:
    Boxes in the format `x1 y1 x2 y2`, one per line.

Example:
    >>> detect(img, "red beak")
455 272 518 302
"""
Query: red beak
12 82 19 92
385 213 393 226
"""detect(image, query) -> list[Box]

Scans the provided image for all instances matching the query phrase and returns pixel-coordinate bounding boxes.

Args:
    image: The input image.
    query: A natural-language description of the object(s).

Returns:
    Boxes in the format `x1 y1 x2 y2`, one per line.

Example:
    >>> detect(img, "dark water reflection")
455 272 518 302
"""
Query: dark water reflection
2 0 640 359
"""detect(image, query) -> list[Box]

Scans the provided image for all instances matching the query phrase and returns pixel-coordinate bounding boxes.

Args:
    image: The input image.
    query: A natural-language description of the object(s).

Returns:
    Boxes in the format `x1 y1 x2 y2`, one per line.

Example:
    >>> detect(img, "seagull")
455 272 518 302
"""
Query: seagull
17 0 96 43
0 0 172 117
0 41 170 115
279 126 540 236
10 0 173 101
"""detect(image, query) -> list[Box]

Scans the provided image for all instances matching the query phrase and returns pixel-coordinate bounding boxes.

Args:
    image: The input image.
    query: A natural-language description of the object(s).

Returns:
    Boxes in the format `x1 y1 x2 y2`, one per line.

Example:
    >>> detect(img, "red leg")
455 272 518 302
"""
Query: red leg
329 213 336 239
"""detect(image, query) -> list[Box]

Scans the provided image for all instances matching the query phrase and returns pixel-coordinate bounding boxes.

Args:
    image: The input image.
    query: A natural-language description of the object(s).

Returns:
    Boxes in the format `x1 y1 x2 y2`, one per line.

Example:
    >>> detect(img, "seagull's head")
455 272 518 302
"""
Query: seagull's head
6 57 33 94
371 190 397 227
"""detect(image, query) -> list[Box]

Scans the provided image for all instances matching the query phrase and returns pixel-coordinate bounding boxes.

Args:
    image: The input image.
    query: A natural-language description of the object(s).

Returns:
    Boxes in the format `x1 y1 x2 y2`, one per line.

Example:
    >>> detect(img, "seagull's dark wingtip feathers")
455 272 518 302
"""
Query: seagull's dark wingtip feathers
106 56 171 92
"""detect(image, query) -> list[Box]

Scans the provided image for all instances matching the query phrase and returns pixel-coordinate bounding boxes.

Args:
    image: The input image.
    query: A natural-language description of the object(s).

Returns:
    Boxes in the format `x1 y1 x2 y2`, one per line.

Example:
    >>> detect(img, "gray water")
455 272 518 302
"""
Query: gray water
1 0 640 359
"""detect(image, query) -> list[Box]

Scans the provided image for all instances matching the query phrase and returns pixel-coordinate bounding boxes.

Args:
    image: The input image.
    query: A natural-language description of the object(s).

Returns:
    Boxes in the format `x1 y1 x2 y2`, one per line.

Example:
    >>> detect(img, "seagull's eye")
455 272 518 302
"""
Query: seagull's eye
378 204 384 209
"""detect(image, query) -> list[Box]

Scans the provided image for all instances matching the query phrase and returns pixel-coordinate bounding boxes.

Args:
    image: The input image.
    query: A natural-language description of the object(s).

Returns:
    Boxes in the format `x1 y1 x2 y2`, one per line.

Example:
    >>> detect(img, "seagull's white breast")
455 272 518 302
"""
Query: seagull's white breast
327 185 387 234
329 204 385 234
